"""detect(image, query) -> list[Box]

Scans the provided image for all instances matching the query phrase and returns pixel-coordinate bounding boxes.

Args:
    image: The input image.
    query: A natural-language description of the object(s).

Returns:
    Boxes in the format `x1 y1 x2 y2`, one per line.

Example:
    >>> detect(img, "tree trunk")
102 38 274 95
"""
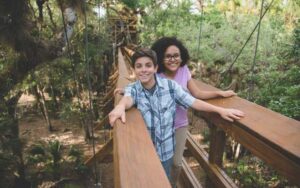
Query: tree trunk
33 85 46 118
37 85 53 132
50 84 59 112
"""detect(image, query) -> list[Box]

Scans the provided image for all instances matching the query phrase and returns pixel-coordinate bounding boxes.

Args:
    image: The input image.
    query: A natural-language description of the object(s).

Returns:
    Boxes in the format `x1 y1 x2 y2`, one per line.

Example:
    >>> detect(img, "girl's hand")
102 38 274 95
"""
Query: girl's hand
220 90 237 98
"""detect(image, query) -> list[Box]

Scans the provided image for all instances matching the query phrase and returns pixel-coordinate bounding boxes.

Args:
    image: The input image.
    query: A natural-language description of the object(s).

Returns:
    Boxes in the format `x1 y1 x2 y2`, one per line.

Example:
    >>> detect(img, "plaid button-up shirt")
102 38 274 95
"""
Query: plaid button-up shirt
124 75 195 161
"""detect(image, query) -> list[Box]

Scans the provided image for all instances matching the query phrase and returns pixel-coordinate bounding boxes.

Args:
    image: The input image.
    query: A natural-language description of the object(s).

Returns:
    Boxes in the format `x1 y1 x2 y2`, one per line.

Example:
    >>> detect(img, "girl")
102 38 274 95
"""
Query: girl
151 37 236 186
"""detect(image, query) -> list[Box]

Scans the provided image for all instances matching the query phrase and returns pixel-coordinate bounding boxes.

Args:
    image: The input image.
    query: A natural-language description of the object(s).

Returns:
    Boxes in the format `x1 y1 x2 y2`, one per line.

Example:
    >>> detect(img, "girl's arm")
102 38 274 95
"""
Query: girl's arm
187 79 236 100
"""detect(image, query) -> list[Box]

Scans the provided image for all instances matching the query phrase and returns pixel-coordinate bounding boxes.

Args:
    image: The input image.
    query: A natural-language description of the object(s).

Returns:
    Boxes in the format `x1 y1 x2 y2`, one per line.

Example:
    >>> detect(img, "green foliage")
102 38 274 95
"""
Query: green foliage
121 0 152 9
0 151 17 187
68 146 88 175
290 19 300 59
0 108 22 187
26 140 88 185
256 64 300 119
226 156 291 187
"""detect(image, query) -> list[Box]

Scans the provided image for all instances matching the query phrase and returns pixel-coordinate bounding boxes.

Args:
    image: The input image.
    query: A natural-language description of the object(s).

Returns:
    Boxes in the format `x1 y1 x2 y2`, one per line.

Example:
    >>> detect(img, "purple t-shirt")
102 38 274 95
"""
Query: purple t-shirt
158 65 191 129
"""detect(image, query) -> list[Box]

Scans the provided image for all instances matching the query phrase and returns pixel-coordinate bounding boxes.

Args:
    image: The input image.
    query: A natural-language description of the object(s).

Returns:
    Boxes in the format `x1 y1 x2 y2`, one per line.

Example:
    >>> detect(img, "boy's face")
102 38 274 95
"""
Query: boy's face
134 57 157 88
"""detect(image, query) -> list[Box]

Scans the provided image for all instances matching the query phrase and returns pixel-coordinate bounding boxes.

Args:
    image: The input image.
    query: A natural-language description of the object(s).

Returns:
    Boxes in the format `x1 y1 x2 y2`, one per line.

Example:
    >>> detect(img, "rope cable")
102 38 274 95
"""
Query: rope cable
197 2 204 58
58 1 85 130
222 0 275 75
248 0 265 101
83 0 100 186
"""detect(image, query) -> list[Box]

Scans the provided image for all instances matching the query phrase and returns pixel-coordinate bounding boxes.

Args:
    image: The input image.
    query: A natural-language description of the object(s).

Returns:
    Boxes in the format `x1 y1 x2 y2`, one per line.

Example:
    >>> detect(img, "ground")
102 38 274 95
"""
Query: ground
18 94 114 188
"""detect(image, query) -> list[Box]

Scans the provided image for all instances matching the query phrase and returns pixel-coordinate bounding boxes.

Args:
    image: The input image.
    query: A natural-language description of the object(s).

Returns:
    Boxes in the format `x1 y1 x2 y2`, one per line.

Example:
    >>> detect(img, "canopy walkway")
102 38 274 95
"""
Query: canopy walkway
82 10 300 188
84 46 300 188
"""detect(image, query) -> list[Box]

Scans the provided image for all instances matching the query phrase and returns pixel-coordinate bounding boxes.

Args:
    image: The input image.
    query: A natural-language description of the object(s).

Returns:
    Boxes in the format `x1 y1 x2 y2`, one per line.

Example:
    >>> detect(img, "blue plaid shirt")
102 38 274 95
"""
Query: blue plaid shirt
124 75 195 161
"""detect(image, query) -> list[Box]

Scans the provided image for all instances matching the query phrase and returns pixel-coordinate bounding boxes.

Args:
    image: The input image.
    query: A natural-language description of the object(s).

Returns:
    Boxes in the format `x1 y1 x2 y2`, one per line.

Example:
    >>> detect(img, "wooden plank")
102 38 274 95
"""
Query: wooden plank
186 132 238 188
114 109 171 188
85 139 113 166
193 79 300 185
113 48 171 188
180 158 203 188
194 80 300 161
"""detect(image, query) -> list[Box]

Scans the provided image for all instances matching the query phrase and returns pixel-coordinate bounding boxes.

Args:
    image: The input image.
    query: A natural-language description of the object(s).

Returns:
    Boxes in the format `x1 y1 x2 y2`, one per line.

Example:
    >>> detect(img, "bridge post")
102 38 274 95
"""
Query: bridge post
206 123 226 187
208 123 226 167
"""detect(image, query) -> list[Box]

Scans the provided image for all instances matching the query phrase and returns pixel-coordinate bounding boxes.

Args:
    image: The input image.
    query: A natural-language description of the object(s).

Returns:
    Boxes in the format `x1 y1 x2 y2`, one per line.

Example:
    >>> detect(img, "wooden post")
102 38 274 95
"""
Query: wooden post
208 123 226 166
206 122 226 187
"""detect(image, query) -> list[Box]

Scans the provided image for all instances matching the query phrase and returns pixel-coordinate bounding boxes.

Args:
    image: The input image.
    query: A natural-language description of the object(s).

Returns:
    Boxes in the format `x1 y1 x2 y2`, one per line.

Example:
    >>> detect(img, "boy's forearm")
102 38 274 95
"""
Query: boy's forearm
118 96 134 110
191 99 223 114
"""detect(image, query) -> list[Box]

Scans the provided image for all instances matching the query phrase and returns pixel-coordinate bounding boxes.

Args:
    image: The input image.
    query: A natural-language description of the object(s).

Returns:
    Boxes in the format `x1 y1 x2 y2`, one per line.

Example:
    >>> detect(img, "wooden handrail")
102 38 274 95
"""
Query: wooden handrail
192 79 300 186
113 48 171 188
180 158 203 188
186 132 237 188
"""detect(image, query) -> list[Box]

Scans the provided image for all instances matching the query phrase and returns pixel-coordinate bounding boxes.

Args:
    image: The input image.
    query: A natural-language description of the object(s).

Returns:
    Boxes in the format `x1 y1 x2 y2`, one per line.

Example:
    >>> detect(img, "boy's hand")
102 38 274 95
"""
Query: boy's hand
109 105 126 126
220 90 237 98
219 108 245 122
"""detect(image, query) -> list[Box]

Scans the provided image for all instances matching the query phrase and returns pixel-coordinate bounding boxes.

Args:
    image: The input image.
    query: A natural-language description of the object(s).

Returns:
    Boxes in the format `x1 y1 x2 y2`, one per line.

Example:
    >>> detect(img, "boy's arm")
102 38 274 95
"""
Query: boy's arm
173 80 244 122
187 79 236 100
109 96 134 126
190 99 245 122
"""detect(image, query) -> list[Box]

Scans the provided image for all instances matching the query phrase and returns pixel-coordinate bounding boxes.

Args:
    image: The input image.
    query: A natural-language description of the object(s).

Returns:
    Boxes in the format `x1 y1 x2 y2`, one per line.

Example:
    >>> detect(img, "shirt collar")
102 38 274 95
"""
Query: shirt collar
136 74 164 92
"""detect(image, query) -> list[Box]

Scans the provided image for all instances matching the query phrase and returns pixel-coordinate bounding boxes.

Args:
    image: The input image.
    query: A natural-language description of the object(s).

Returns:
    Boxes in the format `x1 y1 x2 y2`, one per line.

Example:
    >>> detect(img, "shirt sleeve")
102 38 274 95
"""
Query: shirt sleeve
124 83 137 105
171 80 195 108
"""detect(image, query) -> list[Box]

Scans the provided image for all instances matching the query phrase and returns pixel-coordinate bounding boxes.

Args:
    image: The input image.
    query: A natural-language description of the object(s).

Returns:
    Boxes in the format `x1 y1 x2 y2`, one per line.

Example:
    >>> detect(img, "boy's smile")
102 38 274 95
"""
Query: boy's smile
134 57 157 89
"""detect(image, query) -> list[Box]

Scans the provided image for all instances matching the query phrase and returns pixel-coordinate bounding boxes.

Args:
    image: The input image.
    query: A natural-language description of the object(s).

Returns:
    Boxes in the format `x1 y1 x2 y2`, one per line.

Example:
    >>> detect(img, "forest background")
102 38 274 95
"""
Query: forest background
0 0 299 187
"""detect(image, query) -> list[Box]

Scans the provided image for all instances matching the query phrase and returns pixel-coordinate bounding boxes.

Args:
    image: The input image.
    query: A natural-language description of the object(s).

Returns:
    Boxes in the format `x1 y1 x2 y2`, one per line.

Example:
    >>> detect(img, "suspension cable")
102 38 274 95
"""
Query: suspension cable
197 1 204 58
58 1 85 128
222 0 275 76
83 0 100 186
248 0 265 101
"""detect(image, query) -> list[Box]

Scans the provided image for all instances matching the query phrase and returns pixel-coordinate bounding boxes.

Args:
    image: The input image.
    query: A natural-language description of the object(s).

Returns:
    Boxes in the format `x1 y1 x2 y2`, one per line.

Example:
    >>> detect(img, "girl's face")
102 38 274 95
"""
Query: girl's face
163 45 182 73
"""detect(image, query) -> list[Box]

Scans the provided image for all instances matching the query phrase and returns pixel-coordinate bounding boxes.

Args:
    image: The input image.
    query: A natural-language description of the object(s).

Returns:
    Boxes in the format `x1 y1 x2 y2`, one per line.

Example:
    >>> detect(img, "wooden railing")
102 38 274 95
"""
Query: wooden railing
87 46 300 187
188 80 300 187
113 48 171 188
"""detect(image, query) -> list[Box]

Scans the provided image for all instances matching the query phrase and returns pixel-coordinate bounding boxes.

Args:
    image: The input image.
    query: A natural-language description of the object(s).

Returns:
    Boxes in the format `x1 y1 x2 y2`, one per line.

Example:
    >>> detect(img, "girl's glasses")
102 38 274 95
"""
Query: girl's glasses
164 53 180 61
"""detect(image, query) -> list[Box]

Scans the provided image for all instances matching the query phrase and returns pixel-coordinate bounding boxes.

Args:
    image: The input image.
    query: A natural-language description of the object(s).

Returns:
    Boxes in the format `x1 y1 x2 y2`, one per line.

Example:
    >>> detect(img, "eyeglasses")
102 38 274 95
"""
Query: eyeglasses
164 53 180 61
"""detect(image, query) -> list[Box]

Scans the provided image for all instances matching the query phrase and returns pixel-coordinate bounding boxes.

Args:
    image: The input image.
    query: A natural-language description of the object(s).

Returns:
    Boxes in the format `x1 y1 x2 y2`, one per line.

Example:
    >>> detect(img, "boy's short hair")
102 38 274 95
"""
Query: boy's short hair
131 48 157 67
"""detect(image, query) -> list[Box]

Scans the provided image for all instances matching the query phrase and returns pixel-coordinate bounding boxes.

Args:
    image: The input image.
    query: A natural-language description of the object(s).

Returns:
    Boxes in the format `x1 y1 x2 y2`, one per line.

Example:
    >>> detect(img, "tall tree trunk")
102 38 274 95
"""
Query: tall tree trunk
37 84 53 131
49 83 60 112
33 85 46 118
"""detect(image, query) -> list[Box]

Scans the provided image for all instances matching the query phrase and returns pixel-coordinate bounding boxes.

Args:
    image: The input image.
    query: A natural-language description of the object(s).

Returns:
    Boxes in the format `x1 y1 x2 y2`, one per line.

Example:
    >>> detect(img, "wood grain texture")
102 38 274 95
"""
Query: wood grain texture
193 79 300 185
113 48 171 188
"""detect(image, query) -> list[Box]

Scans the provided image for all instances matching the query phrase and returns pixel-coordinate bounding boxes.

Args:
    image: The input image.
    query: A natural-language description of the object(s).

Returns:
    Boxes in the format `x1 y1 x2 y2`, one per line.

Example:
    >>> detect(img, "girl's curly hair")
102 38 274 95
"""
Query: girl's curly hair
151 37 190 73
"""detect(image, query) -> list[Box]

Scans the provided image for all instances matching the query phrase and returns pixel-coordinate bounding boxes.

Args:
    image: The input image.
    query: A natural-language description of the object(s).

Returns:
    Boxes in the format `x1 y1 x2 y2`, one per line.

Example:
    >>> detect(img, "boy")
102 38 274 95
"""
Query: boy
109 48 244 181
